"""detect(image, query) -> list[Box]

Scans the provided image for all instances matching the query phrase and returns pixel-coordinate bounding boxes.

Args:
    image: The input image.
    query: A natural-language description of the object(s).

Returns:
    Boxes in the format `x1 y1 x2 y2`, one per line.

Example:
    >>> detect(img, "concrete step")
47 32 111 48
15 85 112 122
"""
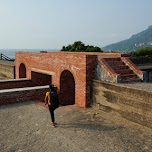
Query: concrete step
115 69 133 75
104 57 121 61
107 61 125 66
121 78 141 83
121 74 138 79
113 65 129 70
120 73 142 83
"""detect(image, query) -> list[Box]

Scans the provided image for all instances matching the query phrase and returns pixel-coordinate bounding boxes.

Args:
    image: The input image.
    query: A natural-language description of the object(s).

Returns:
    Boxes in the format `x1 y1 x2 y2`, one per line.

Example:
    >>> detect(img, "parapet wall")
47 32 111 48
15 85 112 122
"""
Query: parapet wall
0 86 48 105
92 80 152 129
0 78 34 90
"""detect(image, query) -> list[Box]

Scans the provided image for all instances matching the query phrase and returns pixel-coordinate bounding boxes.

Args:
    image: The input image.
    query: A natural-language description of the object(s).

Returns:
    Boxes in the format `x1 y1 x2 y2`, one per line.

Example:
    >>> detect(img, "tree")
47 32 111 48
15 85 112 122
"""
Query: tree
130 47 152 57
60 41 103 52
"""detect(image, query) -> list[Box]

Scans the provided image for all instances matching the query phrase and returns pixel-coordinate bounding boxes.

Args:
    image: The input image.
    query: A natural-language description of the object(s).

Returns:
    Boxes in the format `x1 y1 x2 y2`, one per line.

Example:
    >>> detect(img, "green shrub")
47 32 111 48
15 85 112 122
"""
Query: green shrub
130 47 152 56
61 41 103 52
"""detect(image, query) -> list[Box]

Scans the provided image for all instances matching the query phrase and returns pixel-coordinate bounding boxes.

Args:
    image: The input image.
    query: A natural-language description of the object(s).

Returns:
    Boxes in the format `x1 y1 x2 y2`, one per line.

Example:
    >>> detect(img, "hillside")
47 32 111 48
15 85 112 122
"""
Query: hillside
102 26 152 52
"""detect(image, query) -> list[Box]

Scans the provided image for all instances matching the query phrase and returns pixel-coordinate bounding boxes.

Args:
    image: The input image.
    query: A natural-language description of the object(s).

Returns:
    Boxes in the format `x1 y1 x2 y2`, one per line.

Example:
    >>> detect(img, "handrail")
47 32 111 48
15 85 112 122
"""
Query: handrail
121 57 143 75
0 53 14 61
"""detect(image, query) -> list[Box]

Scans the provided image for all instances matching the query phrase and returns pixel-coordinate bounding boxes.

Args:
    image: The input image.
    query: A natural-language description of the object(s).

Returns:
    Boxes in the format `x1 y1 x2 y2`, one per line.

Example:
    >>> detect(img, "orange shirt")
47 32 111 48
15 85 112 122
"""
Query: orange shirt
45 92 51 105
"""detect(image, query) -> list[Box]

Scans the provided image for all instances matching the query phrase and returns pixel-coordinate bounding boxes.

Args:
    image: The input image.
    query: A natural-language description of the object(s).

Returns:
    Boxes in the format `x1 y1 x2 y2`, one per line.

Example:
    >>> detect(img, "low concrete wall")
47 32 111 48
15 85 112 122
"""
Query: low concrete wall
92 80 152 129
142 70 152 82
0 60 15 79
0 86 49 104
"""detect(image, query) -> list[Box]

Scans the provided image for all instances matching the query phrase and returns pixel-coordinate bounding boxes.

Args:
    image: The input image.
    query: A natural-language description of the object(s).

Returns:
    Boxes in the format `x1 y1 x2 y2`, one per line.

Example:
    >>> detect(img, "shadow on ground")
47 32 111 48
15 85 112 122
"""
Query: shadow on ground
56 123 124 132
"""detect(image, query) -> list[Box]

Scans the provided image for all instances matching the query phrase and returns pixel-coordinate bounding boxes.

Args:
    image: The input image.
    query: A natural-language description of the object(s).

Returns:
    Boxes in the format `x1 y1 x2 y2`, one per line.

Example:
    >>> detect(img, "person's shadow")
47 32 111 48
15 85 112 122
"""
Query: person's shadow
57 122 124 132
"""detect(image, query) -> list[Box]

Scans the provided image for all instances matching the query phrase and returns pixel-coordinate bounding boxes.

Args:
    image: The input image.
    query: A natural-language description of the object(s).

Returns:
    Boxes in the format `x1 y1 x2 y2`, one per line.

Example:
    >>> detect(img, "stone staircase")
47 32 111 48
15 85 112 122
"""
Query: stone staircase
103 57 142 83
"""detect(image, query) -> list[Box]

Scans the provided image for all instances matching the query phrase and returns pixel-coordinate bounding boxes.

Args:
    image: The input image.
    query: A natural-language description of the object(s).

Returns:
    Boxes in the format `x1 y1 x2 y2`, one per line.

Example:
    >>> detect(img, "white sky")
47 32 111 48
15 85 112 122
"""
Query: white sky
0 0 152 49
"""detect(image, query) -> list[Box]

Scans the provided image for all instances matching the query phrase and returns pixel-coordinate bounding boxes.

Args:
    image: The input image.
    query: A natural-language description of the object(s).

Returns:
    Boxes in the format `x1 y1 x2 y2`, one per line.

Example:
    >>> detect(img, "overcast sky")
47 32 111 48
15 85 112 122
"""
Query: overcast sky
0 0 152 49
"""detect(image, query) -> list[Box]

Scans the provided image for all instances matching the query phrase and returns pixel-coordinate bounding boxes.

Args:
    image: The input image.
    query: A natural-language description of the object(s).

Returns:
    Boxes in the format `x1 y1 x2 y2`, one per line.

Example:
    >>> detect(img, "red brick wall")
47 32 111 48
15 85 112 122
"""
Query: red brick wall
0 87 48 104
86 55 97 106
31 71 52 86
15 52 97 107
0 79 34 90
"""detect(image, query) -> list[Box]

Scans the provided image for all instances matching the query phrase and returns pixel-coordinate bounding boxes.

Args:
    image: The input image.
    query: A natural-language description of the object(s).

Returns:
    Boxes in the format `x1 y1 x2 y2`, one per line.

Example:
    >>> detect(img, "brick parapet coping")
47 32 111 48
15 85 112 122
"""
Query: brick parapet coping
16 51 130 57
98 58 120 77
121 57 144 79
0 78 29 83
0 85 48 94
0 85 49 105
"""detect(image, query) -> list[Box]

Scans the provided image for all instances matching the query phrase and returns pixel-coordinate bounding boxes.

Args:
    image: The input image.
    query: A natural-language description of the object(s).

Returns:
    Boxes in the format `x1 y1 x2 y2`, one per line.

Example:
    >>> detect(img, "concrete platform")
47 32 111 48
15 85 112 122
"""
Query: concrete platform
0 101 152 152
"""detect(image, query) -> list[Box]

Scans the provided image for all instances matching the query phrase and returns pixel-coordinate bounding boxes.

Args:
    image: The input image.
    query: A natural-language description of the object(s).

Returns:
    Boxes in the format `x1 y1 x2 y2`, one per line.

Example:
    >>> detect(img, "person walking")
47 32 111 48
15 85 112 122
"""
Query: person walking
45 84 59 127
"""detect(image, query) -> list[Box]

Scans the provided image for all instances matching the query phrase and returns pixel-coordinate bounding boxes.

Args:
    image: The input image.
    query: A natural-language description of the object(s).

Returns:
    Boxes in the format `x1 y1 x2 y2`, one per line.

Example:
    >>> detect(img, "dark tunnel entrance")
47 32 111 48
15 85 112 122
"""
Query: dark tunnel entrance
31 71 52 86
60 70 75 105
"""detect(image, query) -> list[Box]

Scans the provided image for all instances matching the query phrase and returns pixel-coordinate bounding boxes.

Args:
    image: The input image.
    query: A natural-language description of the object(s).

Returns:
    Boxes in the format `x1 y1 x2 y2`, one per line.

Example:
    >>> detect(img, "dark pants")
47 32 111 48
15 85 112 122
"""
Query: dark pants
48 106 56 123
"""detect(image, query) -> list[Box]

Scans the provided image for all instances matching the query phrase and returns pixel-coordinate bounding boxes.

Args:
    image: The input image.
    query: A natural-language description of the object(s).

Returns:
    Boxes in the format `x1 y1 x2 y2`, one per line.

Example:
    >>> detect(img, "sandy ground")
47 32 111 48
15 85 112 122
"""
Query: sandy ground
0 101 152 152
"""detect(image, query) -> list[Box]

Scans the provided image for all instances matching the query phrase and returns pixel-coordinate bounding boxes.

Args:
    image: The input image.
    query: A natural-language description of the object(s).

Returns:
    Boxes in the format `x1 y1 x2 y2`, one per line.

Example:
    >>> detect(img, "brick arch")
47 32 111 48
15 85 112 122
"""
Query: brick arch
19 63 26 78
59 70 75 105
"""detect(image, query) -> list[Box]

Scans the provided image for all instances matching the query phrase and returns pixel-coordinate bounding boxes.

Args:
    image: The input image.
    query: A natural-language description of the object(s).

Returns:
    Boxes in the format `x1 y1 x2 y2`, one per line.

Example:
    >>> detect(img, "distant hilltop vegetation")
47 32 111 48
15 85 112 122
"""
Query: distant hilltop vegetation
102 25 152 52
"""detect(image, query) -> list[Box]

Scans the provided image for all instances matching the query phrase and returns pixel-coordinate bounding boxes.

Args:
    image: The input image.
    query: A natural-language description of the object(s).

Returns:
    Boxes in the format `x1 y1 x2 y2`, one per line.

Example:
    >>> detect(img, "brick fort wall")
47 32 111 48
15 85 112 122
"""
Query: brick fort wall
15 52 97 107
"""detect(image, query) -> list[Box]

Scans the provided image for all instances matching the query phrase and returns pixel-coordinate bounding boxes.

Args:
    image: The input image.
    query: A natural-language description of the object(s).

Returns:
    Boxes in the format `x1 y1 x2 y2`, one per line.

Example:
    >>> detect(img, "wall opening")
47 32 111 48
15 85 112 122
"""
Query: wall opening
31 71 52 86
19 63 26 78
60 70 75 105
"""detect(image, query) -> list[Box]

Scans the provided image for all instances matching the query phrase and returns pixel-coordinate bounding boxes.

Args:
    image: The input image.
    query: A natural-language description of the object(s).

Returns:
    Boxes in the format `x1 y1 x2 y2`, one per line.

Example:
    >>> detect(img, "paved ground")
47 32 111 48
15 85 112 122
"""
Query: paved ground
0 101 152 152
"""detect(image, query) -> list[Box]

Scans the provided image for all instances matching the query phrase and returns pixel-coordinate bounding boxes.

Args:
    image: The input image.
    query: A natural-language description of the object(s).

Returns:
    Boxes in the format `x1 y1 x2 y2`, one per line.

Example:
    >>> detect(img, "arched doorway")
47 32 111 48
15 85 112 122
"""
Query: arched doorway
19 63 26 78
60 70 75 105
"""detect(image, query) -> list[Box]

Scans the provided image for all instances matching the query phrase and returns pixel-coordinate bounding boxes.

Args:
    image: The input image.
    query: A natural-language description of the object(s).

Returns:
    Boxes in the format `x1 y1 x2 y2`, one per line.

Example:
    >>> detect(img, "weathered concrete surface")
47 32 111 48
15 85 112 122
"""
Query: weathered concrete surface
93 80 152 129
0 101 152 152
0 60 14 79
0 74 7 80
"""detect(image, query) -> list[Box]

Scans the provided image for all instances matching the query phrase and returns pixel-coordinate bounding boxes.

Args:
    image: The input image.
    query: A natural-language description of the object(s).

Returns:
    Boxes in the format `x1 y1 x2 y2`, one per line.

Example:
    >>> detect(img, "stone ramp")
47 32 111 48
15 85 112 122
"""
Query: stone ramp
0 101 152 152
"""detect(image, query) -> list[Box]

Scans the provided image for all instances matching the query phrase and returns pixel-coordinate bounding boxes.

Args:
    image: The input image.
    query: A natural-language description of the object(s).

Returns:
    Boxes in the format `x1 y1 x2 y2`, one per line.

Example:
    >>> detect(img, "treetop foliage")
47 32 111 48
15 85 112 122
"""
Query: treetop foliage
61 41 103 52
130 47 152 57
